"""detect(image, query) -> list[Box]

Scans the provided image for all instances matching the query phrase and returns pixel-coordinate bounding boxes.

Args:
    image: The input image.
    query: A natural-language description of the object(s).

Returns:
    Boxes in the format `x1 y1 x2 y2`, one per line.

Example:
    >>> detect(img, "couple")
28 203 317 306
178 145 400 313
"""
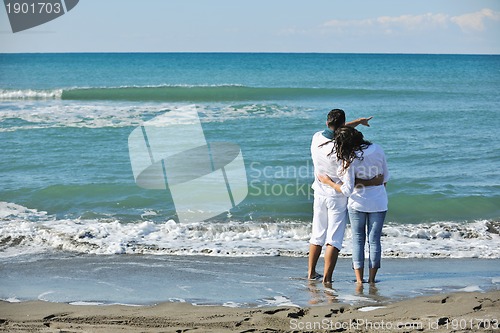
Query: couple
308 109 389 286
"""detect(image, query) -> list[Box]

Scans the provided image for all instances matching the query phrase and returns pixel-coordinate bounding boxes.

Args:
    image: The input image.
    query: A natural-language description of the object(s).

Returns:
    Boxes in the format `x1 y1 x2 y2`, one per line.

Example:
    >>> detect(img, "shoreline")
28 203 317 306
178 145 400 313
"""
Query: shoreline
2 256 499 308
1 290 499 332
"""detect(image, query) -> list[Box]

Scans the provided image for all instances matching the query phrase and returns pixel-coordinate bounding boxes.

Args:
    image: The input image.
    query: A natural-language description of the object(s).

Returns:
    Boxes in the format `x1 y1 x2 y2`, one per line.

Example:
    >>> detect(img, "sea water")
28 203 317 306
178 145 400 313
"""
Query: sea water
1 53 499 305
2 255 500 307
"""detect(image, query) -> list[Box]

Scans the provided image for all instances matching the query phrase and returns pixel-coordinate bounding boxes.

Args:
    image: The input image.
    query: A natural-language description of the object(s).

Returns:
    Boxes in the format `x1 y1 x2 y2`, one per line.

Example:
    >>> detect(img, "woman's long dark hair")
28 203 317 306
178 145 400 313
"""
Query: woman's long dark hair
335 126 371 172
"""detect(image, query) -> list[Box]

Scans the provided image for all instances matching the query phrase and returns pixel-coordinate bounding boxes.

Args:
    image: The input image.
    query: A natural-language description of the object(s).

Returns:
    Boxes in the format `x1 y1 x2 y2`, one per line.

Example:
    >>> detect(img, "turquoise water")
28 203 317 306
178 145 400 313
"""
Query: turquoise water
0 53 499 258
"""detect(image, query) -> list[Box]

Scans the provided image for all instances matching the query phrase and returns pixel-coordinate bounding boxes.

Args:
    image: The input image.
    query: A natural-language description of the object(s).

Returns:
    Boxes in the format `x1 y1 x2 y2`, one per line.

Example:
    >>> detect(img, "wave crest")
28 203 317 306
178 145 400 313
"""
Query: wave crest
1 202 499 259
0 85 404 102
0 89 63 100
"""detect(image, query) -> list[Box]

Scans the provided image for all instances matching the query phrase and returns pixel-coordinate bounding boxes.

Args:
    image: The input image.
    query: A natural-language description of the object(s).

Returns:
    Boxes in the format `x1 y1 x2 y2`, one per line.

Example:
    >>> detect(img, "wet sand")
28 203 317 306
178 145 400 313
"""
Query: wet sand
1 290 499 332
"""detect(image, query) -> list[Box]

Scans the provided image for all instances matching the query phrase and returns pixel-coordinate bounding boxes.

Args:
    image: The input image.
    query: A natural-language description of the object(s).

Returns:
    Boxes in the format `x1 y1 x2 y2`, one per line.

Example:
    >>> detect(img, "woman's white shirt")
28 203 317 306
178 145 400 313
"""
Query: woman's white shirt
339 143 389 212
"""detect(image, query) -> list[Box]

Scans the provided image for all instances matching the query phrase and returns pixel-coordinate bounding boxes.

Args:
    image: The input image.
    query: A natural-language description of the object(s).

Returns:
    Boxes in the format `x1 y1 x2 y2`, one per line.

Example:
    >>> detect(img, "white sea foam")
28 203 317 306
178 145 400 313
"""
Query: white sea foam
339 294 374 303
1 202 499 259
0 101 309 132
37 291 55 301
69 301 105 306
0 85 246 101
0 89 63 100
457 285 482 292
0 202 48 220
0 101 171 132
3 297 21 303
222 301 242 308
358 306 387 312
260 296 299 307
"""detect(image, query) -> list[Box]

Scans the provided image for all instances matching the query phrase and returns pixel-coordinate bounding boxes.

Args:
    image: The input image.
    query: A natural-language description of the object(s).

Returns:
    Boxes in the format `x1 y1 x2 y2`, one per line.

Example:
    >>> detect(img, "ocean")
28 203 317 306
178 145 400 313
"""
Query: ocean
1 53 499 306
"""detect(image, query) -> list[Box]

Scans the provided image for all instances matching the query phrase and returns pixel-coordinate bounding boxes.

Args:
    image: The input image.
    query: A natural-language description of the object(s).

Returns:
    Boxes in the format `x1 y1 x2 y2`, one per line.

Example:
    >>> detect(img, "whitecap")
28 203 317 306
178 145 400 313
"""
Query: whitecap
358 306 387 312
1 201 500 259
457 285 482 292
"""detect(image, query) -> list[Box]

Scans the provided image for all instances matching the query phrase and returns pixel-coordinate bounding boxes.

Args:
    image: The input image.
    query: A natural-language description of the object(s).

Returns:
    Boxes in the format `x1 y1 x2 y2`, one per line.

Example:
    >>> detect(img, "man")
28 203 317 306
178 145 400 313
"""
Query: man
309 109 378 285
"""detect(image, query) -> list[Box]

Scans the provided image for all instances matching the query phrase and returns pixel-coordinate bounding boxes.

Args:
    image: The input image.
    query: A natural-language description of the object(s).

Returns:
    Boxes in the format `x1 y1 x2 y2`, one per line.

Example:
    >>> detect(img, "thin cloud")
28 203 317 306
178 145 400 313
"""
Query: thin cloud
450 8 500 32
376 13 448 30
322 18 373 29
321 9 499 34
322 13 448 33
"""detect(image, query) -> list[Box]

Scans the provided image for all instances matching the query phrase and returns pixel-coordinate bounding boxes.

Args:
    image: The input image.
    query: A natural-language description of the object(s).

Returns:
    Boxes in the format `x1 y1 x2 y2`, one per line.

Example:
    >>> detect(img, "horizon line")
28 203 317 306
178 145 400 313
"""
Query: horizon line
1 51 499 56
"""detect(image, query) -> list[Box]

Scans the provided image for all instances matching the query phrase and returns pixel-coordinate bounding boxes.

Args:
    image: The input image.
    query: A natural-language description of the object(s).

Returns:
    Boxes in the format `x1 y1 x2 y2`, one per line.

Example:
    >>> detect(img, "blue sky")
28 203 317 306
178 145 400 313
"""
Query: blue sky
1 0 499 53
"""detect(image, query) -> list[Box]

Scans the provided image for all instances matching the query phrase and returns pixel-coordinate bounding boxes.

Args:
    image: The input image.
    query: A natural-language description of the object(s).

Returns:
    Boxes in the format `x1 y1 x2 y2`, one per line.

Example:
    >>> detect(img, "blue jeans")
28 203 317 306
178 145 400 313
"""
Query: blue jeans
349 210 387 269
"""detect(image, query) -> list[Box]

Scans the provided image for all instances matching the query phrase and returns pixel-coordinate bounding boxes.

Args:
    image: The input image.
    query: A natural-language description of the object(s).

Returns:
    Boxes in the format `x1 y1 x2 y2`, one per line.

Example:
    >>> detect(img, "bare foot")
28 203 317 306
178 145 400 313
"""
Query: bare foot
308 272 323 281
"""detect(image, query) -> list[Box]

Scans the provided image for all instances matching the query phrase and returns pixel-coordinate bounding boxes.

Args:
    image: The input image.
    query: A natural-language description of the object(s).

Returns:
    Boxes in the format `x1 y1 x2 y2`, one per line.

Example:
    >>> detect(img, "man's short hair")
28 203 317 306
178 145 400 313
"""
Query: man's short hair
327 109 346 129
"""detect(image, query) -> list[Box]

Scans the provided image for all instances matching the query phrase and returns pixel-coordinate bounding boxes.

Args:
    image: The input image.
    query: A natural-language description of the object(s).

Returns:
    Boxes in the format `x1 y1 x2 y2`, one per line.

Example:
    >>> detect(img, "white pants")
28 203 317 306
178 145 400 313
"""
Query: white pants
310 193 348 250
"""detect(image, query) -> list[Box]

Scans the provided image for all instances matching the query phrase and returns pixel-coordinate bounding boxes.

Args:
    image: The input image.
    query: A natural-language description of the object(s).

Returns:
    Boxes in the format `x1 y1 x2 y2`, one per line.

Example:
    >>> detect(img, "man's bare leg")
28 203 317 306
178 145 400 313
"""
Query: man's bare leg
308 244 322 279
323 245 339 284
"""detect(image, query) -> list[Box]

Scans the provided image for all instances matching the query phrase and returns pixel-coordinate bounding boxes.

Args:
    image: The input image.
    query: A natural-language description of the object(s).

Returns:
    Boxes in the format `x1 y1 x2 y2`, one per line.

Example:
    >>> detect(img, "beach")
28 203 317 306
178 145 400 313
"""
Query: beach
1 53 499 331
1 256 499 332
1 290 499 332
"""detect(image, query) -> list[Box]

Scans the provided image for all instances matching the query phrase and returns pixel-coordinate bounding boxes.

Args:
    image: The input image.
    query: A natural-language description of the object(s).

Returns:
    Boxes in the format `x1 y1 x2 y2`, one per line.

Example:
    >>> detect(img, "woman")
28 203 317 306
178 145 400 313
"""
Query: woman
318 126 389 284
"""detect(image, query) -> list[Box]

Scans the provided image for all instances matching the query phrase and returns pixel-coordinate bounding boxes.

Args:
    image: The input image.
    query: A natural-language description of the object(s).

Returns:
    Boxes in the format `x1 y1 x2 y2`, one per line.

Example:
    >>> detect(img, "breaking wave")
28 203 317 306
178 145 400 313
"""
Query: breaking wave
0 85 430 102
1 202 499 259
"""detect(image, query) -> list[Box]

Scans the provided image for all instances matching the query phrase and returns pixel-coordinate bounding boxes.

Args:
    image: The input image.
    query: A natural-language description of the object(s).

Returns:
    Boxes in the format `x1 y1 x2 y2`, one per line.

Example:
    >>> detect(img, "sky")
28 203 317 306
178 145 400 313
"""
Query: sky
1 0 499 54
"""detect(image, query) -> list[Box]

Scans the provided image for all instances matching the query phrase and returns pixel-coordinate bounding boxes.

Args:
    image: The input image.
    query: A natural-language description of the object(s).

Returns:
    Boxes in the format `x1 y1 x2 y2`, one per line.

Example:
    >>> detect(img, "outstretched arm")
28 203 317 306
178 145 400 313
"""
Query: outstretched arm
346 116 373 128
